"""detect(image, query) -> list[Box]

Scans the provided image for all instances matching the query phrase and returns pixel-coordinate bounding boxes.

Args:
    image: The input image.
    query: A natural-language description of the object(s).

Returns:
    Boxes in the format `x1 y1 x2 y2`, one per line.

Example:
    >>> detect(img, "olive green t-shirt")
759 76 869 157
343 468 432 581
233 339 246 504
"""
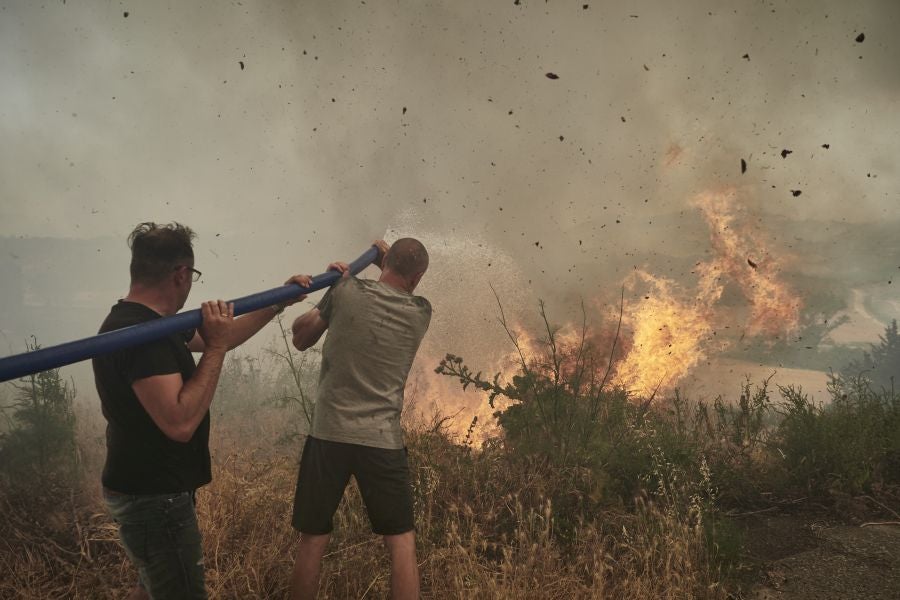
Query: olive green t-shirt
311 276 432 449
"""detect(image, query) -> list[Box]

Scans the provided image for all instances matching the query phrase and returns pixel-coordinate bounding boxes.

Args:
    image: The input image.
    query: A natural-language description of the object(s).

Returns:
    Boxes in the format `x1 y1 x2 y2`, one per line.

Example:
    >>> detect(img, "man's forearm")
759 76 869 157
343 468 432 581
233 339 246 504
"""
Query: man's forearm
291 308 327 350
173 346 227 441
227 305 281 350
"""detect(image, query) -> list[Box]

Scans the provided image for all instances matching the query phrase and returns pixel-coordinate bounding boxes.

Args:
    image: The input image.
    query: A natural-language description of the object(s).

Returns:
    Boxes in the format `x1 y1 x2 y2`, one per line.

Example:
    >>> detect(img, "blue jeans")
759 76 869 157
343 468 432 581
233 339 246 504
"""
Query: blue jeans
104 489 206 599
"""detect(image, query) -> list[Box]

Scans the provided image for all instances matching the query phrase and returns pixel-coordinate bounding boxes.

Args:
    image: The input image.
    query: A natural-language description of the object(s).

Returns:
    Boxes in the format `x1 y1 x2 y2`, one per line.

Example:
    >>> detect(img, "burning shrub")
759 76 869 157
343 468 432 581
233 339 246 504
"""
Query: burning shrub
435 302 711 511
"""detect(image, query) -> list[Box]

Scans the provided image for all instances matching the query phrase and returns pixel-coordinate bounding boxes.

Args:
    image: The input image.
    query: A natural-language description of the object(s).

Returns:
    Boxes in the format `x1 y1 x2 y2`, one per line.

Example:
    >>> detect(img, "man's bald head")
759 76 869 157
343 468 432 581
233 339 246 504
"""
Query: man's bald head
384 238 429 280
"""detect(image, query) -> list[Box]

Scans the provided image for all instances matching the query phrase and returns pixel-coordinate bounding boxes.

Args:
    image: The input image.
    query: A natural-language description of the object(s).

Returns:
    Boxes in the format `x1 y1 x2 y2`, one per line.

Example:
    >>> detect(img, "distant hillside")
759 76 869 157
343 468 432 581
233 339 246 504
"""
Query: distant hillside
0 236 126 355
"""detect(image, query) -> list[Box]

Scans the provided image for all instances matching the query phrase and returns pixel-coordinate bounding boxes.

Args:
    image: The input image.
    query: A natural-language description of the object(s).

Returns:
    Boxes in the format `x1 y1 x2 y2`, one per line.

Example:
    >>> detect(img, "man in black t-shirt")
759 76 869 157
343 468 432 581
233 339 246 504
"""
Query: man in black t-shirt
93 222 311 600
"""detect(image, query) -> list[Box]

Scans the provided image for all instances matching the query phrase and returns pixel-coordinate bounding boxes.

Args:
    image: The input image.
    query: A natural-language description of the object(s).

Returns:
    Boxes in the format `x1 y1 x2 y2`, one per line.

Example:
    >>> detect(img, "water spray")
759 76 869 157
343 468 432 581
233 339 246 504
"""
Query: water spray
0 246 379 383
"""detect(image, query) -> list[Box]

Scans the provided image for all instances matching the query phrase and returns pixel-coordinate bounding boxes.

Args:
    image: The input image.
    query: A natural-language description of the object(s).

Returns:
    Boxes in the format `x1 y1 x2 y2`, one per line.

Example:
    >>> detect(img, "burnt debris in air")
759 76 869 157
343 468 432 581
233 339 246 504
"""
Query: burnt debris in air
781 149 792 159
741 158 747 174
545 72 559 80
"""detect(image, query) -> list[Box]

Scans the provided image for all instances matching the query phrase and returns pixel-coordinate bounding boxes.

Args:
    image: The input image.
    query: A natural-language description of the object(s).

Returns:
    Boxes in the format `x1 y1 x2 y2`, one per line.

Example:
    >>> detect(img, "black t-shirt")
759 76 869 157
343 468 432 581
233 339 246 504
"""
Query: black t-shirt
92 300 211 494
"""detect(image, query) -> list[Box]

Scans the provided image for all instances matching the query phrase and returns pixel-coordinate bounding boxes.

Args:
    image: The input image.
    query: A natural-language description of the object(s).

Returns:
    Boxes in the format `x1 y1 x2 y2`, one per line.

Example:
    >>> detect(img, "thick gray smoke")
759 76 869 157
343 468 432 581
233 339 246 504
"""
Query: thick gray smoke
1 0 898 405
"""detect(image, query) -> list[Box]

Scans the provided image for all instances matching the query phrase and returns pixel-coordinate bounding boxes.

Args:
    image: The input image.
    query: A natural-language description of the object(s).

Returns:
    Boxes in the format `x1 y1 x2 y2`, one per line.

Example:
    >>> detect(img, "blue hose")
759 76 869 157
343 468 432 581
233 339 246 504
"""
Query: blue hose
0 246 379 383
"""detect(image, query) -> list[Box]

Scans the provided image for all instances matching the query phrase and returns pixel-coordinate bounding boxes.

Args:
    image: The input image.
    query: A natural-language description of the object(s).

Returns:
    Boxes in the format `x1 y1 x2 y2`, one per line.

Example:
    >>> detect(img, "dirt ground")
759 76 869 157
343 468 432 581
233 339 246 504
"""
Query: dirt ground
729 507 900 600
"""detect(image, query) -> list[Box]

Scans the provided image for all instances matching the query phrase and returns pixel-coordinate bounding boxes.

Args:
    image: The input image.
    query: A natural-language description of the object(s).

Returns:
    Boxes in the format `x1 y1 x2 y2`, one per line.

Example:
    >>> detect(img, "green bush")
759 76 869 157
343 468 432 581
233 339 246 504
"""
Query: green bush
773 379 900 495
0 339 78 494
842 319 900 391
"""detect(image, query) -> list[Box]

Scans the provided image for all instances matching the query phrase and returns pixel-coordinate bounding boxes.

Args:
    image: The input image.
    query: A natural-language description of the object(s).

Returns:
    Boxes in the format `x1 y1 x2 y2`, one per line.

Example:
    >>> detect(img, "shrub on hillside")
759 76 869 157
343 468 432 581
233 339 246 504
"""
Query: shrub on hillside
842 319 900 391
0 339 78 494
773 378 900 495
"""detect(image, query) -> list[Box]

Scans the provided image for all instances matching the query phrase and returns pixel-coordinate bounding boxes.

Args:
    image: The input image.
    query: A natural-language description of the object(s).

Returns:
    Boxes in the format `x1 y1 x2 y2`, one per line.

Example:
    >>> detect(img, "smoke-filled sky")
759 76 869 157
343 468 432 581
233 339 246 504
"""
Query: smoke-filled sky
1 0 899 405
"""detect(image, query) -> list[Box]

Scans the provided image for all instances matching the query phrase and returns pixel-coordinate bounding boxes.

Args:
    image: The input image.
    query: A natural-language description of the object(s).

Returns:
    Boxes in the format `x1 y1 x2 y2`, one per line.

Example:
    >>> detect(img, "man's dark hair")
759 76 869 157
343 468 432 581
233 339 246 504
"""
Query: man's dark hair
127 222 196 284
384 238 429 279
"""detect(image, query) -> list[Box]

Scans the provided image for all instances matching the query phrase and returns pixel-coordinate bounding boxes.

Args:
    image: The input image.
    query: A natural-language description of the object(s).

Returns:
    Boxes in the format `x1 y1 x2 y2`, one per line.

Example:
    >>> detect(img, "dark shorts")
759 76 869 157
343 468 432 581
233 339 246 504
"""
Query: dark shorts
292 436 414 536
104 489 206 599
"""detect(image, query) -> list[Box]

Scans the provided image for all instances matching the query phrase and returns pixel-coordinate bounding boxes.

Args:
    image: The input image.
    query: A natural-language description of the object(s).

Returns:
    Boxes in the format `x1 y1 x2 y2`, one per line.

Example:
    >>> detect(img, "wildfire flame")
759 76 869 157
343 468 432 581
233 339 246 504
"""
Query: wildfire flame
611 269 724 396
612 188 802 396
692 190 802 337
411 188 804 438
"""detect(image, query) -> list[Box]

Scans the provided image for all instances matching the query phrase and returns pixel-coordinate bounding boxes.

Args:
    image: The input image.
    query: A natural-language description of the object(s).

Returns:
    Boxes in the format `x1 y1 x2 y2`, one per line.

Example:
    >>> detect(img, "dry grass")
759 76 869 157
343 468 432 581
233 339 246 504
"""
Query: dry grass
0 403 725 599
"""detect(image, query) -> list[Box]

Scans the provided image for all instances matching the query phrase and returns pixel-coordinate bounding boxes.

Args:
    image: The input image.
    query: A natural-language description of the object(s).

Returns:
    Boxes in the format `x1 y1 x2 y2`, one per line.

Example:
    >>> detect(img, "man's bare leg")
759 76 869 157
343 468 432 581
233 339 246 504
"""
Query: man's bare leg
290 533 331 600
383 531 419 600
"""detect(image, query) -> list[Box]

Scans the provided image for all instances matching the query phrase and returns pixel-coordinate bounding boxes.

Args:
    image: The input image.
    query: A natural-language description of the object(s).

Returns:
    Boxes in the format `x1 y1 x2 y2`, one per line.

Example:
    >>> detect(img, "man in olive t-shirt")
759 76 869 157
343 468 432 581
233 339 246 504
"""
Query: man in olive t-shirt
289 238 431 600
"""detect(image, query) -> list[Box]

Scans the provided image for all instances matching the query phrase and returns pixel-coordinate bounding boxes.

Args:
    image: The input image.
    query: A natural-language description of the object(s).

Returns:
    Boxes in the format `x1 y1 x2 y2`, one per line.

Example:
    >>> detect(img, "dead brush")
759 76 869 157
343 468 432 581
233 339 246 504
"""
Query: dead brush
403 420 725 599
609 494 723 599
2 394 728 599
0 480 135 599
199 449 298 598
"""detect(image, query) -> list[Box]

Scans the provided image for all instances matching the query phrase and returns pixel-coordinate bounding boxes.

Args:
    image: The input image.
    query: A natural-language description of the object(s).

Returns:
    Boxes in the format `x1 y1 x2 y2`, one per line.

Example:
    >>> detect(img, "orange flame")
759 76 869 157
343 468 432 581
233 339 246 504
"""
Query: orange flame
415 188 804 436
611 269 724 396
692 189 802 337
613 189 802 395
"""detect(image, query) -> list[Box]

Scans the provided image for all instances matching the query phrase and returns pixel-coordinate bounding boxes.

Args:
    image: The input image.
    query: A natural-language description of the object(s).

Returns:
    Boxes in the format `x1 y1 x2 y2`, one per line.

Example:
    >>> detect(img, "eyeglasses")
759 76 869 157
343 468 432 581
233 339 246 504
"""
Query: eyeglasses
176 265 202 282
